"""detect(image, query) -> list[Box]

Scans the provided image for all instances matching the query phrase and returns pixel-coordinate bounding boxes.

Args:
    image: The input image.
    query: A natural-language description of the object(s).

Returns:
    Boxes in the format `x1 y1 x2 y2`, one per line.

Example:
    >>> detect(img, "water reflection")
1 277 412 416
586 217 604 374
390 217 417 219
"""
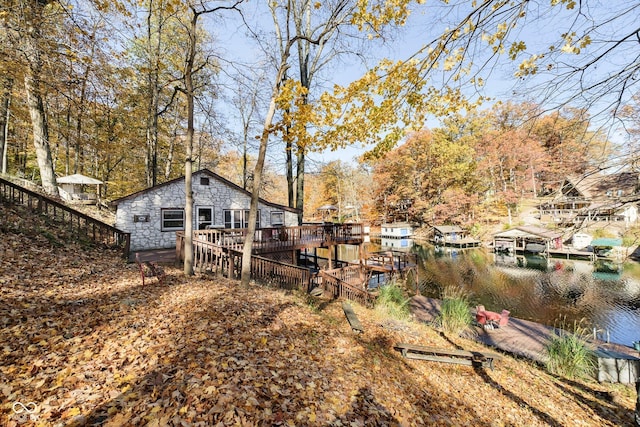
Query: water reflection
410 241 640 347
315 238 640 347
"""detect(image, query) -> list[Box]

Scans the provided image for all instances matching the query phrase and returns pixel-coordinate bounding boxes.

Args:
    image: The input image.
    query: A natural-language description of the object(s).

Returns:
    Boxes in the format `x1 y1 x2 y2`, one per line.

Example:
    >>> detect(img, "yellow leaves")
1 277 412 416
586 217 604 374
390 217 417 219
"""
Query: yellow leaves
62 407 81 418
559 32 590 55
508 41 527 60
2 201 635 426
551 0 577 9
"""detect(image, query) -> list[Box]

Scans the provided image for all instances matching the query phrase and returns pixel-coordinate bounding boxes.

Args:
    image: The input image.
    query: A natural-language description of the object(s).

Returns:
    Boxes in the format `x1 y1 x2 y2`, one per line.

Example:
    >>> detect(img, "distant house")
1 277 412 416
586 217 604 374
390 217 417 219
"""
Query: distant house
112 169 300 252
538 171 639 226
432 225 481 248
380 222 414 238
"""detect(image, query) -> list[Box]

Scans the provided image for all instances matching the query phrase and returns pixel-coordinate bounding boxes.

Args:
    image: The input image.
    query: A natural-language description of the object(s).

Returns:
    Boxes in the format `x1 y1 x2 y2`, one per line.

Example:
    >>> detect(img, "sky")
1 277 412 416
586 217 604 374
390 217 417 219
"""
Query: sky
207 1 638 169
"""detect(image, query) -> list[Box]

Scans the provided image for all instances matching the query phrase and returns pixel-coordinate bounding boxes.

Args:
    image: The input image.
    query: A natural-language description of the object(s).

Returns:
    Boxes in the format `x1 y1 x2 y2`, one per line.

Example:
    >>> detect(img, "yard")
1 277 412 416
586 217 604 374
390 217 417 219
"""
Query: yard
0 203 637 426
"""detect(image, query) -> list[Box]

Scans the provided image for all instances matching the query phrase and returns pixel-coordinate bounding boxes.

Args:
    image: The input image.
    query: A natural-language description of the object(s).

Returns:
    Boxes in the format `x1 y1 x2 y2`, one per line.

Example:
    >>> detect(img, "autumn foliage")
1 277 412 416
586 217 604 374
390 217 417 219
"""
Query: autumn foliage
1 202 637 426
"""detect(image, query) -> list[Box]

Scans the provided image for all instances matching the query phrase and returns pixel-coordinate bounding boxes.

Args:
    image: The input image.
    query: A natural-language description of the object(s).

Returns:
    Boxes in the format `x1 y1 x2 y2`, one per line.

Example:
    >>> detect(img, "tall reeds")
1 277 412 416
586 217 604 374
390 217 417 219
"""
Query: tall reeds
375 280 411 321
545 318 596 379
435 288 473 335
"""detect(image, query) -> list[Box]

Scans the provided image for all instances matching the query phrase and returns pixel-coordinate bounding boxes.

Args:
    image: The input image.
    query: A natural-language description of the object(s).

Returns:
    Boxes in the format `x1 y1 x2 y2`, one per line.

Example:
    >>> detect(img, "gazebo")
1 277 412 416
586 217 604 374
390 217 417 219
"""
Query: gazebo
57 173 103 204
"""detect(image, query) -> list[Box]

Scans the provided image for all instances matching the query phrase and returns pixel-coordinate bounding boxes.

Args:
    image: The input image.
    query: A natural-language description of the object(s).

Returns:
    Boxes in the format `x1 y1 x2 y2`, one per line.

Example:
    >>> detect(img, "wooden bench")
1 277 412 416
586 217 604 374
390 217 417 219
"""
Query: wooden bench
135 253 166 286
342 301 364 334
394 343 502 370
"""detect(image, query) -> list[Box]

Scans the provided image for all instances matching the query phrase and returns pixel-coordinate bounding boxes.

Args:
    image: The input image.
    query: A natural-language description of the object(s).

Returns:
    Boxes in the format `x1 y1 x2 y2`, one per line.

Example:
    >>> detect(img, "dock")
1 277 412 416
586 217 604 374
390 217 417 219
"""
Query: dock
410 295 640 382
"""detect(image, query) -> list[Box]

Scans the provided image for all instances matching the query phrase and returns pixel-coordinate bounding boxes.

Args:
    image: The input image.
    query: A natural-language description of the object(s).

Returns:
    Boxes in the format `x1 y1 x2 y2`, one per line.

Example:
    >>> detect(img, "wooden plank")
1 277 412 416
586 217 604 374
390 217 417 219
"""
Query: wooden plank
342 302 364 333
403 353 478 366
394 343 501 369
394 343 502 361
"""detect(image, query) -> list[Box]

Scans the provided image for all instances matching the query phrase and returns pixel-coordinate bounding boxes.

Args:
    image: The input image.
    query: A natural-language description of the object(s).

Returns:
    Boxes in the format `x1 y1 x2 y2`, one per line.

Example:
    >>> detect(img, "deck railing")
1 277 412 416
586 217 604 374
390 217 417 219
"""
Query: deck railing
191 223 363 253
0 176 130 256
177 231 316 292
320 266 377 308
250 255 314 292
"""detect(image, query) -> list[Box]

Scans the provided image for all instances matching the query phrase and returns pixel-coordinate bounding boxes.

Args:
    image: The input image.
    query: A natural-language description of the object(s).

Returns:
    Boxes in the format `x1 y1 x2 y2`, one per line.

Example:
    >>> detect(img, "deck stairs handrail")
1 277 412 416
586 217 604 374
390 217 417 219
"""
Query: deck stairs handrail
320 266 377 308
0 176 130 256
177 231 316 292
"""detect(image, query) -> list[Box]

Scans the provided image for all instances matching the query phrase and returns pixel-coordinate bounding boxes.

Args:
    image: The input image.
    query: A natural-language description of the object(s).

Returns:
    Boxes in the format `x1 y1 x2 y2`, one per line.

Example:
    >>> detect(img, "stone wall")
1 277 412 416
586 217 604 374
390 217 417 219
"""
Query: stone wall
115 174 298 252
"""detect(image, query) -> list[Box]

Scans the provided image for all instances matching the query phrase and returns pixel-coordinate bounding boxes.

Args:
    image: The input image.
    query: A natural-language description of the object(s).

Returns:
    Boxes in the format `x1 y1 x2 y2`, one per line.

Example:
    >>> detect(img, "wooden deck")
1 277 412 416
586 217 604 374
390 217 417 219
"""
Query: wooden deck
186 223 364 255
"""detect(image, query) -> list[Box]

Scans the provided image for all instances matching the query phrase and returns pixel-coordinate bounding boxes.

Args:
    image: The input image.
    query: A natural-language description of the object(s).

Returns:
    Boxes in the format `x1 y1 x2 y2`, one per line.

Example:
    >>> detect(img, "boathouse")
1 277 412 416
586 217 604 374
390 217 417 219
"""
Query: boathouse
493 226 563 254
380 222 414 238
112 169 299 252
432 225 481 248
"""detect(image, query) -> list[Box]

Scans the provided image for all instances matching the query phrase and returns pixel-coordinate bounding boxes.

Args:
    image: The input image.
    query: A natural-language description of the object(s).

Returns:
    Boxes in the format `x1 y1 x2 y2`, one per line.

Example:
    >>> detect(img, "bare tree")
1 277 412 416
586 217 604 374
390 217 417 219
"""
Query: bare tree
176 0 243 276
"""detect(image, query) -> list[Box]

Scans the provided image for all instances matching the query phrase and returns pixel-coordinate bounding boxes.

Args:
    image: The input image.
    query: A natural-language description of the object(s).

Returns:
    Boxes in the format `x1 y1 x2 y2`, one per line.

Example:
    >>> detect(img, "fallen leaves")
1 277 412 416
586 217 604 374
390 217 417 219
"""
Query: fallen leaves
1 202 637 426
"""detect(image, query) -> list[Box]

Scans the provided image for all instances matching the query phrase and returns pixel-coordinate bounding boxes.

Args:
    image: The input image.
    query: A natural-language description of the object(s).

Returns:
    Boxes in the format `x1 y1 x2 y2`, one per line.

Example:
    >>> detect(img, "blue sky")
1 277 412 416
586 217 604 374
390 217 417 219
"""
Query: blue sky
210 1 637 168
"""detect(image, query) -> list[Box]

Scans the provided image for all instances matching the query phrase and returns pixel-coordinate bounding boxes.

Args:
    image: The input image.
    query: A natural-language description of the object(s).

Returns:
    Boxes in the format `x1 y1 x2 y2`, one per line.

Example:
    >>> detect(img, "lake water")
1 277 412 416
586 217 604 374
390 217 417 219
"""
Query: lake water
327 239 640 348
412 241 640 347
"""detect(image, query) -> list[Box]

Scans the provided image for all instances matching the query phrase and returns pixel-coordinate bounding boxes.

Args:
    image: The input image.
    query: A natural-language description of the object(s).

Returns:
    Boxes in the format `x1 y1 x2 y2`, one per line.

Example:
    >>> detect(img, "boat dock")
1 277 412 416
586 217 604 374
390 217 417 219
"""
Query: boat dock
410 295 640 383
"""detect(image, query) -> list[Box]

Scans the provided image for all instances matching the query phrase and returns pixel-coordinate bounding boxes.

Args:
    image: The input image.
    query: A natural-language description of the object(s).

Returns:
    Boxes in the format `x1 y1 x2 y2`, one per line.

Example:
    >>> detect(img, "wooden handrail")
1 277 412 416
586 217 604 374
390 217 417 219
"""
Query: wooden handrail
0 176 130 257
320 268 377 308
177 231 315 292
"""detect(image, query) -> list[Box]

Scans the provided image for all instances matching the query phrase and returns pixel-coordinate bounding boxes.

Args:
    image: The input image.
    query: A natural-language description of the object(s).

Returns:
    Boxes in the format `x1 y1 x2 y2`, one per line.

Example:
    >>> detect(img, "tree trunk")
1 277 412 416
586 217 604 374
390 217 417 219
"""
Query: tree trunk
24 61 57 195
295 149 305 224
145 1 162 187
241 57 290 286
21 1 57 196
0 77 12 174
286 138 294 206
183 11 198 277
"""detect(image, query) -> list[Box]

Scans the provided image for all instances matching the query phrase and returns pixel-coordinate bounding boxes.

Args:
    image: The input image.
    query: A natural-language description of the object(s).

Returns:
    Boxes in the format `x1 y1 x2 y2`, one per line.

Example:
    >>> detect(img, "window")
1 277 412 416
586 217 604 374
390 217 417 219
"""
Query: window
271 211 284 227
223 209 260 229
197 206 214 230
161 209 185 231
200 177 210 186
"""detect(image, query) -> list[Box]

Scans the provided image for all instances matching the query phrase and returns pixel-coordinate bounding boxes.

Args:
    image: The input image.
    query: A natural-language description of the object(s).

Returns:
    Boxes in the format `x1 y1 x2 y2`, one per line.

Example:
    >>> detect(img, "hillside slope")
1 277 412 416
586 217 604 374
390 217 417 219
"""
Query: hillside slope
0 202 637 426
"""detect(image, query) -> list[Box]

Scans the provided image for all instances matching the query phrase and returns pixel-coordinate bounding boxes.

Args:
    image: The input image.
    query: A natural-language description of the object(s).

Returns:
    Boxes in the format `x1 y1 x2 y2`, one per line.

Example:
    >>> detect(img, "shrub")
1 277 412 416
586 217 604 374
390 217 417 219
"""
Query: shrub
545 319 596 380
375 280 411 321
435 289 472 335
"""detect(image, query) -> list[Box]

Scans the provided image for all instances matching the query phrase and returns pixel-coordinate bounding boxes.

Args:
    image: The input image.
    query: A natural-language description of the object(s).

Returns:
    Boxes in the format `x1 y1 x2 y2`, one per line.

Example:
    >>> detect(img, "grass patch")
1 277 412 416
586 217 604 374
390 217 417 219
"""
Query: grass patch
545 318 596 380
435 288 472 335
375 280 411 321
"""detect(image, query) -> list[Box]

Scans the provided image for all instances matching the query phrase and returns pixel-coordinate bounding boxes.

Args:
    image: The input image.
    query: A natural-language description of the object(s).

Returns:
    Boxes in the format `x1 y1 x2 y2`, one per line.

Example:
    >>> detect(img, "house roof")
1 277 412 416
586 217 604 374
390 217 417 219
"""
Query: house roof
433 225 464 233
562 171 638 199
111 169 300 213
494 225 563 240
57 174 103 185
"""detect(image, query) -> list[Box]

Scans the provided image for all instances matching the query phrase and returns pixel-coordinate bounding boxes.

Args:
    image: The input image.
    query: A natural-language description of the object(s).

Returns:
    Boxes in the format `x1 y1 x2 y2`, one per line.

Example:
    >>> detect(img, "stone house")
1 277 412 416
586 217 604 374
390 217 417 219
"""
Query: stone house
112 169 300 252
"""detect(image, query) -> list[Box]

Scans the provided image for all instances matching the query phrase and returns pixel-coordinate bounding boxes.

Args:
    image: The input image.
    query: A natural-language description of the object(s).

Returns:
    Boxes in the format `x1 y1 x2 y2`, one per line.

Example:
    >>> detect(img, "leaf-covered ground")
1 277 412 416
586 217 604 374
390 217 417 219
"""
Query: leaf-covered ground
1 203 637 426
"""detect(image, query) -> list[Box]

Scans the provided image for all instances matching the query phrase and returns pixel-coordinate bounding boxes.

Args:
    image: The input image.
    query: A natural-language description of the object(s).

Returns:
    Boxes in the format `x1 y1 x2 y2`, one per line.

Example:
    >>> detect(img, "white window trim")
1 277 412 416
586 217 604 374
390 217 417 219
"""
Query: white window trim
161 208 185 231
271 211 284 227
223 209 261 229
196 206 214 230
